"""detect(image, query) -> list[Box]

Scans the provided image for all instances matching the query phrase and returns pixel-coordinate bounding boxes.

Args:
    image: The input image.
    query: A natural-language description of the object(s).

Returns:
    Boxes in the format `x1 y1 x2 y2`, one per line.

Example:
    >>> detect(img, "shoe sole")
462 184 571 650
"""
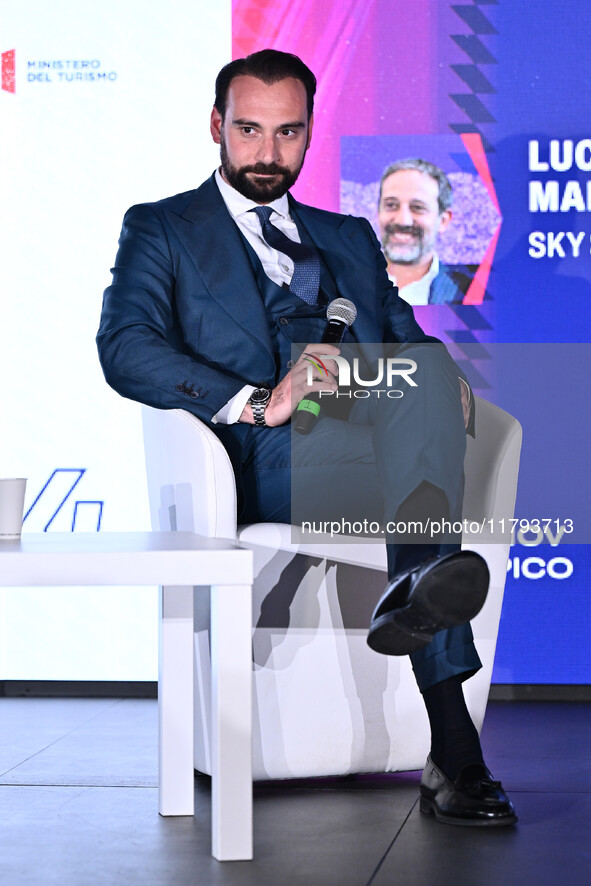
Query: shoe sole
419 796 518 826
367 552 489 656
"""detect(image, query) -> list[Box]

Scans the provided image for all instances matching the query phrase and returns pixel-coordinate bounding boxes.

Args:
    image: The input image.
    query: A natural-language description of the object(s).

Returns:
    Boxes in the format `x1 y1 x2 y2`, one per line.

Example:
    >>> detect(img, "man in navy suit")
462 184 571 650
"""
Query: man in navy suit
378 158 474 306
97 49 515 826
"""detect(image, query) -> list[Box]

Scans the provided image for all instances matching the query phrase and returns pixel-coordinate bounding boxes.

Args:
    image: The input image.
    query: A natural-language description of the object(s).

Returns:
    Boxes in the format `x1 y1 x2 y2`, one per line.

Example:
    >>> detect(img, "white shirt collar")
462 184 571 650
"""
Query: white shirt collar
389 254 440 289
214 167 291 221
423 253 440 285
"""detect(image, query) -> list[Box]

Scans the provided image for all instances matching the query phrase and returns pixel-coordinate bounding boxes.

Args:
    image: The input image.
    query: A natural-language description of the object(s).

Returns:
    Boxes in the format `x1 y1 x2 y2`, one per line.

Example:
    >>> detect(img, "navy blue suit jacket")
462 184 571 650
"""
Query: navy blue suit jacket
97 174 441 426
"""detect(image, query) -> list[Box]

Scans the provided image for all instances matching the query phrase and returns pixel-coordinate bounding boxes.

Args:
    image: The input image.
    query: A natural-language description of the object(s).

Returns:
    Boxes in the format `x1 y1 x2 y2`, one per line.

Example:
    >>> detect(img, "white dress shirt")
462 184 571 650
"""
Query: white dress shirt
212 169 304 424
211 176 470 423
388 255 440 306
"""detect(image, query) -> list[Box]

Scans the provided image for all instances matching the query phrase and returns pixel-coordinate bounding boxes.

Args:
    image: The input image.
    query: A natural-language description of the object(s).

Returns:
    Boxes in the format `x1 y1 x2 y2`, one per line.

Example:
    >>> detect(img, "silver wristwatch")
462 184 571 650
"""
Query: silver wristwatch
248 388 272 427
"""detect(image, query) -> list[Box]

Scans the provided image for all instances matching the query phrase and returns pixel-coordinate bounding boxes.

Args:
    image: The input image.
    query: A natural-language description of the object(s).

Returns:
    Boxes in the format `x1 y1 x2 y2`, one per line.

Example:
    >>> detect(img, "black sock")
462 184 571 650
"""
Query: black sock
396 481 449 524
392 480 460 546
387 481 455 577
422 674 485 781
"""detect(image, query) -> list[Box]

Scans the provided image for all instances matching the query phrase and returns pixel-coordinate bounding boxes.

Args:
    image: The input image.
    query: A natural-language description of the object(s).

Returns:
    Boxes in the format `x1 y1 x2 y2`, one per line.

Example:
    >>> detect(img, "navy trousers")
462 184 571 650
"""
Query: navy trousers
218 344 482 691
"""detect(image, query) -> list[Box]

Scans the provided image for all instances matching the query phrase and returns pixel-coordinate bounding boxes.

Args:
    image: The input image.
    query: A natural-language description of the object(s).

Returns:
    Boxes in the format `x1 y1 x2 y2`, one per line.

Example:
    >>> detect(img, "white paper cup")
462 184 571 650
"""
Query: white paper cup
0 478 27 538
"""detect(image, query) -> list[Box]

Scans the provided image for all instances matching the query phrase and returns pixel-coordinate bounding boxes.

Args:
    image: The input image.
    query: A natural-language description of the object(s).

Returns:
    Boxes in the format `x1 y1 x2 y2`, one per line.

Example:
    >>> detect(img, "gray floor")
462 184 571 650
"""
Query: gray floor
0 698 589 885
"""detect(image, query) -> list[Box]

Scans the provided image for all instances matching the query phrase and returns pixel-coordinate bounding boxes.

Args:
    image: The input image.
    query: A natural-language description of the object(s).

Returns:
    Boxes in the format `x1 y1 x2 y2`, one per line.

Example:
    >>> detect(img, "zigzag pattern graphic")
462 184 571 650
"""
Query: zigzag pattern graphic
449 1 498 153
444 306 493 395
446 1 499 376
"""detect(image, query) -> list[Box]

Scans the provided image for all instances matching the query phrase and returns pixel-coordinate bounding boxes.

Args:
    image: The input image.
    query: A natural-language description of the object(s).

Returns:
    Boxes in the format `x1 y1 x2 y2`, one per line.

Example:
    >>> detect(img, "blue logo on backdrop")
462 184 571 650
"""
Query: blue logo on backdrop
23 469 104 532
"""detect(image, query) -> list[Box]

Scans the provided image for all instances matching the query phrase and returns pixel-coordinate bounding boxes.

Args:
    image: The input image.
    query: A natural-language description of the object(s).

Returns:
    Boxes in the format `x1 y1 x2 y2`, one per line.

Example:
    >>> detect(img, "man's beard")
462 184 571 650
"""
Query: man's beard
220 134 304 203
381 223 431 265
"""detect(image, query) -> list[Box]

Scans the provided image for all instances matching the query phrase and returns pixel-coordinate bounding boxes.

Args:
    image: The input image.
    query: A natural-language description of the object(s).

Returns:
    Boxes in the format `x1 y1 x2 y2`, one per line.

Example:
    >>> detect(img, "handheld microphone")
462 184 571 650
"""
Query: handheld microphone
294 298 357 435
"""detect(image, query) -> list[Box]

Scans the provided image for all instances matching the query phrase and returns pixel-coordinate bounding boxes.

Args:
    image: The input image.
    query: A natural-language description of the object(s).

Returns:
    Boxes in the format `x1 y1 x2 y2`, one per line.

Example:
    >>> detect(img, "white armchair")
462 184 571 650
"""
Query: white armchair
142 398 521 779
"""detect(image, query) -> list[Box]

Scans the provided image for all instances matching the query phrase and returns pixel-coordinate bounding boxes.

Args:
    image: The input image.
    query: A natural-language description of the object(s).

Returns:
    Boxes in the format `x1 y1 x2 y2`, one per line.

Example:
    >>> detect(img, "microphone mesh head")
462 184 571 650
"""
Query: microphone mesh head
327 298 357 326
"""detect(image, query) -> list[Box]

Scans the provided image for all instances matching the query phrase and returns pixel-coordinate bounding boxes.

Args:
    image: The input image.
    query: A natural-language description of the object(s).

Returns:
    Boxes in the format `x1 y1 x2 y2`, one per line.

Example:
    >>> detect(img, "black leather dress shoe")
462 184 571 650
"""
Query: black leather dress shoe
366 550 489 655
419 755 517 826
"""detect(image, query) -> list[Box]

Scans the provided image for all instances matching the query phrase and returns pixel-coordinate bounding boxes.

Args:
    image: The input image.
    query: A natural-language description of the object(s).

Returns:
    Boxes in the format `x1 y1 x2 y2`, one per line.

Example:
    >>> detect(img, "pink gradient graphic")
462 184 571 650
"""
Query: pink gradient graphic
2 49 16 94
233 0 375 210
232 1 474 213
461 133 501 215
460 133 502 305
231 1 500 312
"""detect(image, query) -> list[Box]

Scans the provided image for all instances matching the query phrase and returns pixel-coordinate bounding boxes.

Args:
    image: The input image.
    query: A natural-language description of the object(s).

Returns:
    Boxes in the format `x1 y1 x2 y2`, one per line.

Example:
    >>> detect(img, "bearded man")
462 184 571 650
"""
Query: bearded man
97 49 516 827
378 158 474 306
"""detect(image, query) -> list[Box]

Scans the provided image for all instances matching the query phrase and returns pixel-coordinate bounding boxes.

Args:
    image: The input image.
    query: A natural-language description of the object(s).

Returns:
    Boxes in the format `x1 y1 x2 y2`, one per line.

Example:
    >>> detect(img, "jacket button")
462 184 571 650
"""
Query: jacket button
279 316 289 326
190 391 199 399
175 384 184 392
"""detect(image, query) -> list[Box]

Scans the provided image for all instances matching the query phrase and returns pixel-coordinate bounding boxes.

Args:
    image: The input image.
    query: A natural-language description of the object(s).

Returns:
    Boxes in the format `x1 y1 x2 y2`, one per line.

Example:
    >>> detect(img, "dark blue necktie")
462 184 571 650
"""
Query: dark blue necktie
252 205 320 306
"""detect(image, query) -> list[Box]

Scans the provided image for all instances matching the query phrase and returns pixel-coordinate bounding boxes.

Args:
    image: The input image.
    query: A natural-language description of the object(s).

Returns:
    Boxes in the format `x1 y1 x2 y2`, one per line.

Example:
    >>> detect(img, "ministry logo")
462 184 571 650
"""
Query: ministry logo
2 49 15 93
1 50 118 91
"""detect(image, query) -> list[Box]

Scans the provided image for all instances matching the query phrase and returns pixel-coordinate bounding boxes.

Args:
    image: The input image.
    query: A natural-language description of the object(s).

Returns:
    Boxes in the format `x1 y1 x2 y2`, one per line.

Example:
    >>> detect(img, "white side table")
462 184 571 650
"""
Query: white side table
0 531 254 861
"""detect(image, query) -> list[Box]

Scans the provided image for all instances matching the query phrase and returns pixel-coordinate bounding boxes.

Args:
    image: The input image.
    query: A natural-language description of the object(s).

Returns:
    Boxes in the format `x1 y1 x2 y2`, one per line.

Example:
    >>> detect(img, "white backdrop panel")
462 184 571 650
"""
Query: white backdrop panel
0 0 231 680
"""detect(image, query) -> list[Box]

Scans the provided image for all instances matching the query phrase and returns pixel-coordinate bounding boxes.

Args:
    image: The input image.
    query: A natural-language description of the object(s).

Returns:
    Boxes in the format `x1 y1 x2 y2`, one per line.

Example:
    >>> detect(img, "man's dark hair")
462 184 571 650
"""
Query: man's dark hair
379 158 453 214
214 49 317 120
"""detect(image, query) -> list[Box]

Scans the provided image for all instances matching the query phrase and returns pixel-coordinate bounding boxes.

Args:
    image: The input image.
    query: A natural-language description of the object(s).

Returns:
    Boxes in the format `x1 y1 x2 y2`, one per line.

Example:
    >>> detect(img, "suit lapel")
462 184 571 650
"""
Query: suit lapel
163 179 382 376
290 200 379 342
165 175 275 367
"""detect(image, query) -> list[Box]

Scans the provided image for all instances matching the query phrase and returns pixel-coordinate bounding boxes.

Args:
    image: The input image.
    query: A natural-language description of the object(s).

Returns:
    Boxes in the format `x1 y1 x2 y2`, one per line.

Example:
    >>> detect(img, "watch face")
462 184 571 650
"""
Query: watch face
251 388 271 405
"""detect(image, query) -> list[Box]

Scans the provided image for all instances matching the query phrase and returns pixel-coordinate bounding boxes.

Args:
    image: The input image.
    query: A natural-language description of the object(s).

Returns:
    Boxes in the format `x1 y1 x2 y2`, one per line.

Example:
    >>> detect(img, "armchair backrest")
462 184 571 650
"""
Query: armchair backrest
463 398 522 525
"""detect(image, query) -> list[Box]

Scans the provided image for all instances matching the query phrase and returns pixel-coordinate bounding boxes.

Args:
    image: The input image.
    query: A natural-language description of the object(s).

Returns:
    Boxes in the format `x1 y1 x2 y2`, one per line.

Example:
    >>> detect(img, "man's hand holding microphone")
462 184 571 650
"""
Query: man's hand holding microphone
239 342 341 427
240 298 357 430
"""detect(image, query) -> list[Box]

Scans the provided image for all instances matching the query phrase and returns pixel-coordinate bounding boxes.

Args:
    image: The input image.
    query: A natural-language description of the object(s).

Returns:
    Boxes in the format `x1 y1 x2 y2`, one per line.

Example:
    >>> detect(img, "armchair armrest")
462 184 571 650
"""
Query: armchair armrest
142 406 238 539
